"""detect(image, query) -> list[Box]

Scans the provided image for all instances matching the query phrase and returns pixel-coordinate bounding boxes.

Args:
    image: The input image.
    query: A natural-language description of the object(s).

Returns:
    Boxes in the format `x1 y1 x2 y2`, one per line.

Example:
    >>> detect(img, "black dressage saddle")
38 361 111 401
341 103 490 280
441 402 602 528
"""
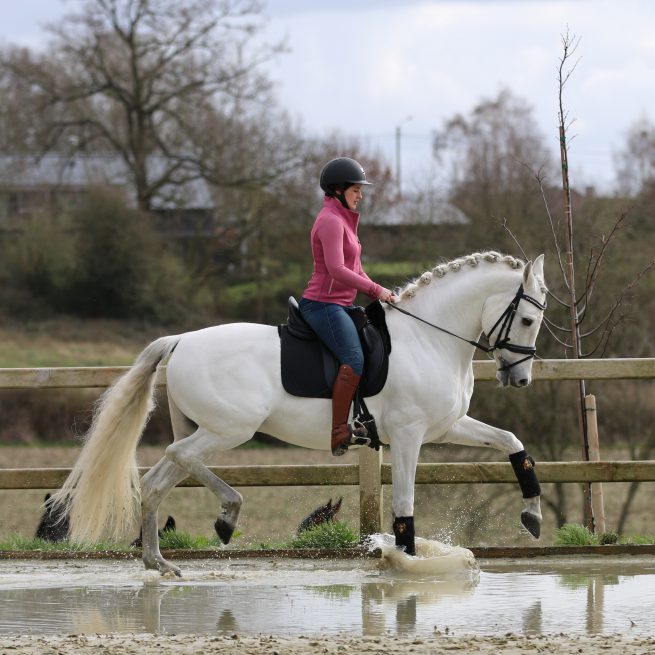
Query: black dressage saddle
278 297 392 399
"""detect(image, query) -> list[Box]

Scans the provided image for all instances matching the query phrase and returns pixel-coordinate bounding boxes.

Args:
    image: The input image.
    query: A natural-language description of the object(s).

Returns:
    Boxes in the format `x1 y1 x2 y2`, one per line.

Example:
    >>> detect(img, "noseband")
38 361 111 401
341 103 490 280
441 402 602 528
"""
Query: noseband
484 284 548 371
388 283 547 372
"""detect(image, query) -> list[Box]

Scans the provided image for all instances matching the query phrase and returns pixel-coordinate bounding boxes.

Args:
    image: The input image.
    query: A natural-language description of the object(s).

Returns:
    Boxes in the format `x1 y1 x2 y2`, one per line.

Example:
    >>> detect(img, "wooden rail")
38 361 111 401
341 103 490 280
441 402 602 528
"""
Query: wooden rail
2 358 655 536
3 461 655 490
2 358 655 389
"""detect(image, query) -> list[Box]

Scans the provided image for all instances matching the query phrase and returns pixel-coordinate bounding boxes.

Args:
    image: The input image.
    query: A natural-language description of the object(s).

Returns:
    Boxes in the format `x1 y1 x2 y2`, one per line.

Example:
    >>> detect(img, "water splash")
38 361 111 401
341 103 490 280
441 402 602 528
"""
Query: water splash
367 533 480 577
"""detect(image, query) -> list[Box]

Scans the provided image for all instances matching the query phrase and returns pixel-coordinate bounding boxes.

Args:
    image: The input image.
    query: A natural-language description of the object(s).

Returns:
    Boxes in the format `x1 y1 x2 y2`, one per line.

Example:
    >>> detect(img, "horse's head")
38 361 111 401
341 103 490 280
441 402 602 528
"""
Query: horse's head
482 254 547 388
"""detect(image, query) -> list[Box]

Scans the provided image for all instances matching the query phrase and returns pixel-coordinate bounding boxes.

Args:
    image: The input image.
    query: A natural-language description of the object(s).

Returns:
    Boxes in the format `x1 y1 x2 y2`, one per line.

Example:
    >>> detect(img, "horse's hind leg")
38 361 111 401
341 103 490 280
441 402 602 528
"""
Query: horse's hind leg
165 427 247 545
141 458 188 576
140 394 197 576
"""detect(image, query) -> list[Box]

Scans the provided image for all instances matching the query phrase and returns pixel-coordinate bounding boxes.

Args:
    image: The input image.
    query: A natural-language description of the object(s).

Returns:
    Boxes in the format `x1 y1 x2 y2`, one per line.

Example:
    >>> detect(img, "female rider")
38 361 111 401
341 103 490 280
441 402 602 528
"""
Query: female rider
299 157 397 456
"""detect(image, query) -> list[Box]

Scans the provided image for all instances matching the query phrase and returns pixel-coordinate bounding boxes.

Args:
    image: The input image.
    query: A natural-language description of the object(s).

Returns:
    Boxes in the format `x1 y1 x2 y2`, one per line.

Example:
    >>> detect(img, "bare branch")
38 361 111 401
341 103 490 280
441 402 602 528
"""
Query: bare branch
579 259 655 340
577 210 628 314
498 217 528 260
542 320 573 349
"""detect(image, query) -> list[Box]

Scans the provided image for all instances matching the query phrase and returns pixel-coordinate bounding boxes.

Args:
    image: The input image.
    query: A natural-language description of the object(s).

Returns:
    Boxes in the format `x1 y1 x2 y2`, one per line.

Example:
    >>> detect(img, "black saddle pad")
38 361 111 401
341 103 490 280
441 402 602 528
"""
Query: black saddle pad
278 300 392 399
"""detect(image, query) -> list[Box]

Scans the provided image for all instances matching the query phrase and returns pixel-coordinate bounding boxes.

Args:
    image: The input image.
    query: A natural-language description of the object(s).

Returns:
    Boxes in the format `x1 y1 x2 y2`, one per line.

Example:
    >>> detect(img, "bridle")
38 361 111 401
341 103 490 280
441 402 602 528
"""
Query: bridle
388 283 547 372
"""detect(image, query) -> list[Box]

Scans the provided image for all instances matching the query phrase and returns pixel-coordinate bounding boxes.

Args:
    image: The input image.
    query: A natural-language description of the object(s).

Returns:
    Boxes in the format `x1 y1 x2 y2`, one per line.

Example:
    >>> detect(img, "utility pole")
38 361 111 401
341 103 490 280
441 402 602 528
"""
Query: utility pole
395 115 412 199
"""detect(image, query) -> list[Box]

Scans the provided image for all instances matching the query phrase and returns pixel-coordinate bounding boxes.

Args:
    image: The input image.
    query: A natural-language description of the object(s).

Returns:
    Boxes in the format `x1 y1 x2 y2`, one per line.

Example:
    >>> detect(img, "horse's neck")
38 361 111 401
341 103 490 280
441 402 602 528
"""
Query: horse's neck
398 265 520 347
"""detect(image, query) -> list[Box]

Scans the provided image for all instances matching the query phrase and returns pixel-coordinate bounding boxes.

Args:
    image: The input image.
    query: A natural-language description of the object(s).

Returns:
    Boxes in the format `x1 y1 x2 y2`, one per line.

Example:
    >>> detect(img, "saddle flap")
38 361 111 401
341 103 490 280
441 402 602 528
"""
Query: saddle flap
279 299 392 399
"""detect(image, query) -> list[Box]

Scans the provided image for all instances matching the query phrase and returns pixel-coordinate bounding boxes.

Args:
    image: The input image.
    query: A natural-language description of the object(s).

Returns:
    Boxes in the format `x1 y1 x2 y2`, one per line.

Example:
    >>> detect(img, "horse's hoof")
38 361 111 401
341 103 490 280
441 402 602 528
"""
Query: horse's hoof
215 517 235 545
521 511 541 539
144 556 182 577
161 565 182 578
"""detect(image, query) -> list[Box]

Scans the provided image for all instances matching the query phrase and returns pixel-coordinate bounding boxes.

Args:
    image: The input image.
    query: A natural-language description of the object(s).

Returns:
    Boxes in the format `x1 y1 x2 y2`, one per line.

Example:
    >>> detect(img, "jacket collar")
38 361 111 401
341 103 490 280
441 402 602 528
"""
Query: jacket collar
323 195 360 225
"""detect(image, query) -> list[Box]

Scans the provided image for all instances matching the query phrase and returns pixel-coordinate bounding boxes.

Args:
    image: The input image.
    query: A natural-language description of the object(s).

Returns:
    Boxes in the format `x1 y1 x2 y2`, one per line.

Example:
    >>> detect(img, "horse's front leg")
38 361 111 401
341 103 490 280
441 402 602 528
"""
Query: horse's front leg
442 415 542 538
388 429 423 555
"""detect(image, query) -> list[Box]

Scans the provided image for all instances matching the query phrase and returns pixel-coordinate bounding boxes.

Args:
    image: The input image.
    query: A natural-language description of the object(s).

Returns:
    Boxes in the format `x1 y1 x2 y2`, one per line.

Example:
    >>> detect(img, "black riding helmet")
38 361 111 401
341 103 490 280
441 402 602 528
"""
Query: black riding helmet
320 157 373 204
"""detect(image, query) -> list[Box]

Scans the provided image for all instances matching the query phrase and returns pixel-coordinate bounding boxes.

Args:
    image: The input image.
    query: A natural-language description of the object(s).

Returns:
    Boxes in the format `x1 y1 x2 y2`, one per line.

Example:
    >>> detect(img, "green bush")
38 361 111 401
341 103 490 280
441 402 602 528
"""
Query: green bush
599 531 619 545
66 187 190 320
0 209 73 316
287 521 359 549
0 188 193 322
553 523 655 546
553 523 598 546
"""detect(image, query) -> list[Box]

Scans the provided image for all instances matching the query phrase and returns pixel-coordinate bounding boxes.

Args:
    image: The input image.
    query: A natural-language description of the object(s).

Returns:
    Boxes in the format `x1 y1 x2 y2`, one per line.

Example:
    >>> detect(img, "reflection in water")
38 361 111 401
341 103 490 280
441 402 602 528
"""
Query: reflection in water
1 563 654 638
522 601 542 635
216 609 239 633
360 576 478 637
558 571 621 635
587 578 604 633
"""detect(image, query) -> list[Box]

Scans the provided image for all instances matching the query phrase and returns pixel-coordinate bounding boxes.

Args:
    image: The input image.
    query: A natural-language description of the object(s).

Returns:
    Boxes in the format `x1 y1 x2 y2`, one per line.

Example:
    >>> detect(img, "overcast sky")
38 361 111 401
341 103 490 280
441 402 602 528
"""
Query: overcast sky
3 0 654 193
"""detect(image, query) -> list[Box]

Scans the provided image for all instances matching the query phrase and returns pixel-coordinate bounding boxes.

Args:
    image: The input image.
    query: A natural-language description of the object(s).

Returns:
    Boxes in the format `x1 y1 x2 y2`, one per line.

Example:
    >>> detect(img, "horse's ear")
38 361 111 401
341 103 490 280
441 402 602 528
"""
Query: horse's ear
532 254 545 281
523 254 545 285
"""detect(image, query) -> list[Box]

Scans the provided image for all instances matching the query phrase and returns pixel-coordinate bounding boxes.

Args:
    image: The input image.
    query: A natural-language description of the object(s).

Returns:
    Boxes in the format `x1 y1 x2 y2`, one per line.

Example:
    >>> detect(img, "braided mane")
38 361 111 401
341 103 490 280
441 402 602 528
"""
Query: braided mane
397 251 525 301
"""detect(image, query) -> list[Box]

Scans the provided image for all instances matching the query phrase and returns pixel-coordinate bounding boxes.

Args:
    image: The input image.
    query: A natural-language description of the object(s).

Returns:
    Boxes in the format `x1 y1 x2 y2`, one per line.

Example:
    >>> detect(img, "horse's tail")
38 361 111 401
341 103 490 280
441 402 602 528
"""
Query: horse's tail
51 335 182 544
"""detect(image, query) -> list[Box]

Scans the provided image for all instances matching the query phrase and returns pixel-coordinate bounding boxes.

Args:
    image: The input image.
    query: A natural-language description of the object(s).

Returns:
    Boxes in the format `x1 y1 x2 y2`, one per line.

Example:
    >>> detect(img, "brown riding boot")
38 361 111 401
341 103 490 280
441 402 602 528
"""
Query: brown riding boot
331 364 365 456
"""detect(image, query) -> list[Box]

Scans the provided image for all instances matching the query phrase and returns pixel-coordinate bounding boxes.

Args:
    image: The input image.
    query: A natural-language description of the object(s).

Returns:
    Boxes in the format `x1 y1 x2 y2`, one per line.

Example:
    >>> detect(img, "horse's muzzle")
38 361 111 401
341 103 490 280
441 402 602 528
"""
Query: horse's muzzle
496 358 530 388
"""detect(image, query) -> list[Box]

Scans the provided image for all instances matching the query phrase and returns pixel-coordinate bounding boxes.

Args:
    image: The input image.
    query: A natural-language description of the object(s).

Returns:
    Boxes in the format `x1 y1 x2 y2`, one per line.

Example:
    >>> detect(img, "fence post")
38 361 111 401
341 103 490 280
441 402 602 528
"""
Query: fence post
358 446 383 537
585 394 606 534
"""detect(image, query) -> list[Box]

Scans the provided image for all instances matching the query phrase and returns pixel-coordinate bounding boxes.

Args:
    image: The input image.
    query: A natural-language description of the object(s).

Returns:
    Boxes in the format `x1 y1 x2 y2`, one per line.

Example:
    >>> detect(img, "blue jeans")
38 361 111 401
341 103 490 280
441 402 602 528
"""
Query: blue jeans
298 298 364 376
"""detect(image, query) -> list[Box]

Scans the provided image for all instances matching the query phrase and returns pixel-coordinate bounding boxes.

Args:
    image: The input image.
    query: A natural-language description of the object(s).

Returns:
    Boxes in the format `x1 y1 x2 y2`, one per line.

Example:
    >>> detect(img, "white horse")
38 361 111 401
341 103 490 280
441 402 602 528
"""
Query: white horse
53 251 547 576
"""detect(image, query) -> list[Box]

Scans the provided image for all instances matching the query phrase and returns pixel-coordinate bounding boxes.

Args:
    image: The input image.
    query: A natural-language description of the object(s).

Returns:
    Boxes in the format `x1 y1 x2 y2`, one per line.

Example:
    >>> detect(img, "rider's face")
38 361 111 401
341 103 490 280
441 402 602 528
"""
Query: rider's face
343 184 363 211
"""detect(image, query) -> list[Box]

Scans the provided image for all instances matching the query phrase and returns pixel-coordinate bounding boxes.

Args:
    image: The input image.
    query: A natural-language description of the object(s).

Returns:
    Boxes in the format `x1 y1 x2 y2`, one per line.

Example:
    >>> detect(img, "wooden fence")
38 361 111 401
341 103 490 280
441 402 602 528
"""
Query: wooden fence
2 358 655 535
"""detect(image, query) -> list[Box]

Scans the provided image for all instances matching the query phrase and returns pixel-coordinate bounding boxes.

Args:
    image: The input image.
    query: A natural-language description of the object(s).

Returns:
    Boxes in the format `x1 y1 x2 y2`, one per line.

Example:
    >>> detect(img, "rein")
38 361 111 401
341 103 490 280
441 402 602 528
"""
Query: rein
388 284 547 371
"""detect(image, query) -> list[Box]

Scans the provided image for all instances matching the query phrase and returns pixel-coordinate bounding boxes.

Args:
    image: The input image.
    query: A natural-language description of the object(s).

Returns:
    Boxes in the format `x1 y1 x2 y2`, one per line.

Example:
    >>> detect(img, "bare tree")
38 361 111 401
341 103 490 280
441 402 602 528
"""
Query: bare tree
434 88 556 244
508 32 655 532
0 47 56 151
2 0 287 210
614 115 655 197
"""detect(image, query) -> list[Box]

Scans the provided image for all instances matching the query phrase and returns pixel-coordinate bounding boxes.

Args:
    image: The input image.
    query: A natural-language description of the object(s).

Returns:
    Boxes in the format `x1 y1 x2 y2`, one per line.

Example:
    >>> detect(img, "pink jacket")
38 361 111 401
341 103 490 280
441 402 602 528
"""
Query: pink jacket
302 196 383 306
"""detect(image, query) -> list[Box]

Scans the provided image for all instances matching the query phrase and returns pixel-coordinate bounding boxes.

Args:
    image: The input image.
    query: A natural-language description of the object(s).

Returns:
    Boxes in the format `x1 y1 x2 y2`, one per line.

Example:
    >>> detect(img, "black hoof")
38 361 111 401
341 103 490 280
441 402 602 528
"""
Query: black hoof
521 511 541 539
214 518 235 545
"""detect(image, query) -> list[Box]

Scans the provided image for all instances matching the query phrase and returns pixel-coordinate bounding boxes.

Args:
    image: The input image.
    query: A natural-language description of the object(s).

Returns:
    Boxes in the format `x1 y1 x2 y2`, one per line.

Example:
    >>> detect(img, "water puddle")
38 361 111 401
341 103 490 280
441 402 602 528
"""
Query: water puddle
1 555 654 637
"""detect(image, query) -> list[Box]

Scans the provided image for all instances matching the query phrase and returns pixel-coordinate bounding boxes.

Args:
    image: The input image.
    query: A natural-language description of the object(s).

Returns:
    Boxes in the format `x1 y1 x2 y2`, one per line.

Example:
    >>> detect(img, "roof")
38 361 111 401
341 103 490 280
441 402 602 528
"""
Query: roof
361 194 470 226
0 153 214 210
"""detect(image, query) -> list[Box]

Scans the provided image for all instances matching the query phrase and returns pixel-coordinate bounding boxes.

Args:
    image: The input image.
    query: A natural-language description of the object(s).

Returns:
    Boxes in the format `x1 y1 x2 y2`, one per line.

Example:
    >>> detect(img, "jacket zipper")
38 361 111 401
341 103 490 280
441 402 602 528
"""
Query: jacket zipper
328 279 334 295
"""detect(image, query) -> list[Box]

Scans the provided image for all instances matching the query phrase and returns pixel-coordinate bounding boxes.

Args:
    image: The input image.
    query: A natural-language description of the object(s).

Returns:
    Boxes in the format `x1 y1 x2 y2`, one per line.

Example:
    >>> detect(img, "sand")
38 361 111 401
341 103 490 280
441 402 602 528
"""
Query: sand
1 633 654 654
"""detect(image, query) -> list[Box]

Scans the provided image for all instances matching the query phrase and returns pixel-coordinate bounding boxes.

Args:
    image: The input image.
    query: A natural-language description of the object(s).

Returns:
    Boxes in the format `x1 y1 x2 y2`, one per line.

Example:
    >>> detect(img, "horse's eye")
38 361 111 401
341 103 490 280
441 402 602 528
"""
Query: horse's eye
521 317 534 327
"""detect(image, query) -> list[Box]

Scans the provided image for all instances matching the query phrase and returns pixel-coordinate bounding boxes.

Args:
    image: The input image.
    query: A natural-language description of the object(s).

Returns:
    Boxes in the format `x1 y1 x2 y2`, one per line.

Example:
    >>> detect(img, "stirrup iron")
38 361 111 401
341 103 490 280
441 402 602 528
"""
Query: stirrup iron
349 420 371 447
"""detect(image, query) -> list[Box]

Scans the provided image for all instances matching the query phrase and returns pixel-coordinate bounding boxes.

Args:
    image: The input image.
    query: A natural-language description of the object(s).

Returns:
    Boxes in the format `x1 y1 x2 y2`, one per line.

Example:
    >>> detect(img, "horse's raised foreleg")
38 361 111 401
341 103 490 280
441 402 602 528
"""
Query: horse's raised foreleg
441 415 542 538
388 430 423 555
140 458 188 576
165 428 245 546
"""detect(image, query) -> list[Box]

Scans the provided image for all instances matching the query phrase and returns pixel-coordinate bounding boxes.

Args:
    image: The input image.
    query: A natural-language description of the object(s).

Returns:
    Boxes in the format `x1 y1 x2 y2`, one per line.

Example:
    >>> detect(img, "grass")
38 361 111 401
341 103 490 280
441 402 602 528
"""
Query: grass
0 522 358 552
157 531 223 550
553 523 655 546
0 535 131 552
0 316 157 367
252 522 361 551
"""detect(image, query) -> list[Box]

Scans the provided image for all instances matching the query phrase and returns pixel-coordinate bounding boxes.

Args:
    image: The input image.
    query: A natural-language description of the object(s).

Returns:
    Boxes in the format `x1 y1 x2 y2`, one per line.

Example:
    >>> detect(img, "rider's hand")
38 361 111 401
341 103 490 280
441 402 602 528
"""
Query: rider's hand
379 288 399 303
